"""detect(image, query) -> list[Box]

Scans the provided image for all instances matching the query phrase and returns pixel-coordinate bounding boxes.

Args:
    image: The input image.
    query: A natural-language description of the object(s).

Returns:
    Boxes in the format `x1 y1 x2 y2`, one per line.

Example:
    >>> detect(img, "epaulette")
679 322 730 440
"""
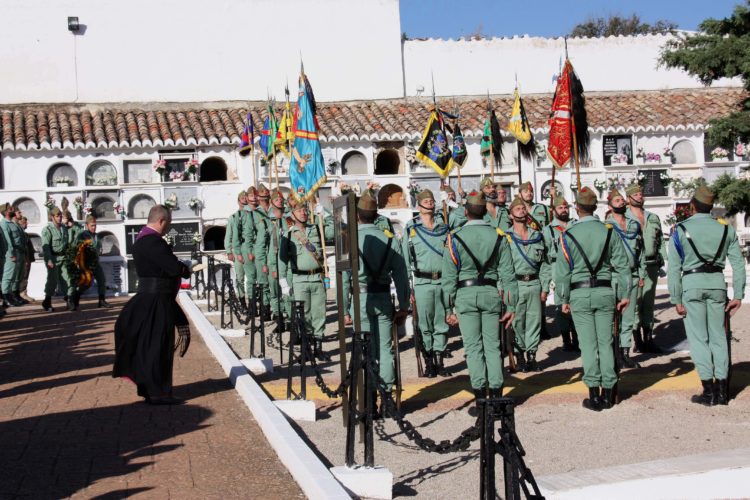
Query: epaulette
496 228 505 236
384 229 394 238
605 223 613 229
717 217 728 225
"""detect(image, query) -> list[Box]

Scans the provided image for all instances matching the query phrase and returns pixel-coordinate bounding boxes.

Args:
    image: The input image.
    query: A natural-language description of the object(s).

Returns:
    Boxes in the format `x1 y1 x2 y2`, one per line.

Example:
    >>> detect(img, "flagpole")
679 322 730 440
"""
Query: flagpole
516 141 522 186
486 91 495 179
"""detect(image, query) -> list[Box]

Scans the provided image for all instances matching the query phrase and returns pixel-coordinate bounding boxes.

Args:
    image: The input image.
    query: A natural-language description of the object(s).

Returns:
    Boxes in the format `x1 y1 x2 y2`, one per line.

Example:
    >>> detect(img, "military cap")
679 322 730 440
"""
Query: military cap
271 189 285 202
238 190 247 200
509 196 525 211
519 181 534 193
258 183 270 198
693 185 715 205
49 207 62 216
625 184 642 197
0 202 7 213
357 191 378 212
416 189 434 201
466 190 486 206
479 177 494 189
576 186 598 206
85 214 97 223
607 188 624 203
246 186 258 196
552 196 568 208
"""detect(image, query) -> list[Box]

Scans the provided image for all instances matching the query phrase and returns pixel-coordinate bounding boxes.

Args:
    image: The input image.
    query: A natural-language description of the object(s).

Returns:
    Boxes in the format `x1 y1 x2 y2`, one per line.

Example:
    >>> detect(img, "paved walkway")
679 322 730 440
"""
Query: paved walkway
0 297 304 499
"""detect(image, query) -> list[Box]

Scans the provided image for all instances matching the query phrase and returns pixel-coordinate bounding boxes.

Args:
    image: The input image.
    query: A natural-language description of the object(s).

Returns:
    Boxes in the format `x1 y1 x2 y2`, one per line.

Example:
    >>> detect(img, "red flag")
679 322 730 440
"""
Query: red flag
547 61 573 169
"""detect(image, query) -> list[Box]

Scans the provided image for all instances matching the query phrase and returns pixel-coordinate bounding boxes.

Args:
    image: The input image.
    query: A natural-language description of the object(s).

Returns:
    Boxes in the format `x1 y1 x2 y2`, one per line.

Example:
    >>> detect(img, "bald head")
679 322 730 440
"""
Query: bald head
148 204 171 223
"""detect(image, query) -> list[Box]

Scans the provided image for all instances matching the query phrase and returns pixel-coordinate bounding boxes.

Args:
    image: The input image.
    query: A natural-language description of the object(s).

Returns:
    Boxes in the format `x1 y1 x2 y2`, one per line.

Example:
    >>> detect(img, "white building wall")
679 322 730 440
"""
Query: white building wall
403 35 741 97
0 0 404 104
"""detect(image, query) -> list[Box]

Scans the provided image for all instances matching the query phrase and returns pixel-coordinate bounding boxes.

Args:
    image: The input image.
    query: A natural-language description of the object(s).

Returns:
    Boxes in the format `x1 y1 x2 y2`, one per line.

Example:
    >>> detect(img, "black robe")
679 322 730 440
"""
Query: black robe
113 232 189 398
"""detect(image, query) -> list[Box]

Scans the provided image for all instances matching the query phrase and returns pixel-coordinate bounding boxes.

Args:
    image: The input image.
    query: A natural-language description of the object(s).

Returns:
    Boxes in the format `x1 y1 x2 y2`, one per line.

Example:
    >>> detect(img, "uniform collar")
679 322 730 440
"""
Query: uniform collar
578 215 598 223
465 219 488 226
688 213 712 220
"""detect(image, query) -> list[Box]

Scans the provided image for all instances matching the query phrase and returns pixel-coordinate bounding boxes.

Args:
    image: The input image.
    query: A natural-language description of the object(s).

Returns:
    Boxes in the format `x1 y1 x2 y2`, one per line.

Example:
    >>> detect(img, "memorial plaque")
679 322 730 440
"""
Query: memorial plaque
603 135 633 166
125 222 200 255
639 169 667 197
163 186 199 219
125 160 156 184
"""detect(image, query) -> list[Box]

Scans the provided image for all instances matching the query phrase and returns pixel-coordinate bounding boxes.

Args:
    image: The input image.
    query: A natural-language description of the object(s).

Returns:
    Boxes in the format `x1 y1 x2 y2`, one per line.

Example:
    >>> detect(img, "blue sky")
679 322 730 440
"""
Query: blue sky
400 0 743 39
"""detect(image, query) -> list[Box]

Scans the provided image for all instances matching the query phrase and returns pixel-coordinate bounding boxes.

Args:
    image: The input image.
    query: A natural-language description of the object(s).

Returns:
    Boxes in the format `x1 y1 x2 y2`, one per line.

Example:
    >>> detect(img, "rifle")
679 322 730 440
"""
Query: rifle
500 292 517 372
410 286 425 377
391 294 403 410
612 283 622 404
725 300 733 400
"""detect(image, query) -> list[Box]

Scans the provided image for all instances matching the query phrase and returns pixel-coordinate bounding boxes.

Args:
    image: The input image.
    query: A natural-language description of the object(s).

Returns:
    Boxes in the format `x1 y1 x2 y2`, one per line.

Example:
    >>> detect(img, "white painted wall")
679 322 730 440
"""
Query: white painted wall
0 0 404 104
403 35 740 97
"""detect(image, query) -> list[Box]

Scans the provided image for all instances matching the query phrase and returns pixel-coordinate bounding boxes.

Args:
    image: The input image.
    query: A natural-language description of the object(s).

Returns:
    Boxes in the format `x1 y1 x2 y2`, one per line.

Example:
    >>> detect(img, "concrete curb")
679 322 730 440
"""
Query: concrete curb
178 292 351 500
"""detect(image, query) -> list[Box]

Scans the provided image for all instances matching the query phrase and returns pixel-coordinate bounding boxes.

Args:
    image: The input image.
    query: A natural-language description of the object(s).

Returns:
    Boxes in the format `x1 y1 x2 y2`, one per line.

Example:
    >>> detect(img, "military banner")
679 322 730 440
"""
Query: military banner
289 71 326 202
415 110 455 178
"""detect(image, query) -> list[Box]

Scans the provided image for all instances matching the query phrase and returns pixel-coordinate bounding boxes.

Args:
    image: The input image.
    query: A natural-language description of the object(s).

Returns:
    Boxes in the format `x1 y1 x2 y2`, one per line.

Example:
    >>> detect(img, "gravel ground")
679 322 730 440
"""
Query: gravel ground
198 288 750 498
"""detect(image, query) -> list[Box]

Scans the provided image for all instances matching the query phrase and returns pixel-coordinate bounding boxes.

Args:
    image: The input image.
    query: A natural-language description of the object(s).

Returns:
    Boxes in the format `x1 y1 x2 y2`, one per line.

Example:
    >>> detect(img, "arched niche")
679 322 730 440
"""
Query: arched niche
90 195 116 219
199 156 228 182
342 151 368 175
85 160 118 186
99 231 121 256
375 149 400 175
47 163 78 187
128 194 156 219
203 226 226 251
672 140 696 165
377 183 406 209
13 197 41 224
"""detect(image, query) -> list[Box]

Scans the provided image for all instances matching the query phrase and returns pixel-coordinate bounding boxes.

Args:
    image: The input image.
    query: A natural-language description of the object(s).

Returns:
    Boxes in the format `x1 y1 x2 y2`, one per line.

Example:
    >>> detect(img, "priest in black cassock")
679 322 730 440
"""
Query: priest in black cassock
113 205 190 405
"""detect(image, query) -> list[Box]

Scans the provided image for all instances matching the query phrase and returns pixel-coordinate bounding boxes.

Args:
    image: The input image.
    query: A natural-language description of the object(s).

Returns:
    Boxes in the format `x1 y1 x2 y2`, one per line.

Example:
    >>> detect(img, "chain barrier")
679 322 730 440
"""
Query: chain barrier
305 340 350 399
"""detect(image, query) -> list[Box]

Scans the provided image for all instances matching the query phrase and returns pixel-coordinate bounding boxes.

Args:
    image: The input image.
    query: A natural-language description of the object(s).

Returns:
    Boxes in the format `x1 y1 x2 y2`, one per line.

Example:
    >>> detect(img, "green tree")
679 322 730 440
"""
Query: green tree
570 14 676 38
660 3 750 148
710 173 750 216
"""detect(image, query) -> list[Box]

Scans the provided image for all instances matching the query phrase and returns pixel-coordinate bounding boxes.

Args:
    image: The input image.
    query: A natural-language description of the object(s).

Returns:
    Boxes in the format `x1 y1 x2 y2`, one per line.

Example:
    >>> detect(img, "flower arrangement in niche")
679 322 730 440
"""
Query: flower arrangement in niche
635 172 647 187
113 202 126 219
711 147 729 161
45 195 56 210
169 171 184 182
735 143 747 159
184 158 199 174
153 159 166 174
192 232 202 244
187 197 203 210
593 178 607 195
163 234 174 246
645 152 661 163
55 176 73 186
611 153 628 164
73 196 83 210
405 145 417 164
83 203 93 215
659 172 672 187
164 193 178 210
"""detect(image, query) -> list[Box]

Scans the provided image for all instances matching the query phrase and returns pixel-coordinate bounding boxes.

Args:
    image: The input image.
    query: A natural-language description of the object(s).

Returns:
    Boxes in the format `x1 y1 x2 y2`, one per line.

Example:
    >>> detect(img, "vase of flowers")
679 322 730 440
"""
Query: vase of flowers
663 146 674 164
735 143 747 161
664 204 692 227
168 171 184 182
55 176 73 187
611 153 628 165
184 158 199 180
153 159 167 181
593 178 607 196
187 197 203 212
636 172 647 187
710 147 729 161
408 180 421 206
83 203 93 216
112 202 126 220
645 152 661 163
73 196 84 219
659 172 672 187
44 195 56 211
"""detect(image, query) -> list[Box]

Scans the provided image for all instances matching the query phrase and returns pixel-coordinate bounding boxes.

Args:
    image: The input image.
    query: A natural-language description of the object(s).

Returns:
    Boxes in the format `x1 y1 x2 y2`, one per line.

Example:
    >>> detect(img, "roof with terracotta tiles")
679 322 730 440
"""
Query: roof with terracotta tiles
0 87 743 152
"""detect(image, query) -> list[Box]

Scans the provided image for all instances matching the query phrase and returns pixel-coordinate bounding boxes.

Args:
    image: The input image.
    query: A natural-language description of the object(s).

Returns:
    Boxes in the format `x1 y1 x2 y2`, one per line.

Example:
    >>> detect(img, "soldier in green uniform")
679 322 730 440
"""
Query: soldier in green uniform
75 215 112 308
626 184 667 353
225 190 249 308
1 204 26 306
253 184 273 318
442 191 517 408
279 198 334 360
63 210 83 245
667 186 745 406
543 196 579 351
403 189 450 377
518 181 550 230
41 207 71 312
268 188 291 324
437 185 467 230
506 197 551 372
480 178 512 229
556 187 631 411
606 189 645 368
242 186 259 306
356 192 410 404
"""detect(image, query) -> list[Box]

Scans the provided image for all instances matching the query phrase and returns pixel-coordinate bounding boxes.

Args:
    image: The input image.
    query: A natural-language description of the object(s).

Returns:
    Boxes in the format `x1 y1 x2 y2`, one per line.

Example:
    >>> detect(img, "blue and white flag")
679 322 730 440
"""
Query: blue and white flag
289 71 326 202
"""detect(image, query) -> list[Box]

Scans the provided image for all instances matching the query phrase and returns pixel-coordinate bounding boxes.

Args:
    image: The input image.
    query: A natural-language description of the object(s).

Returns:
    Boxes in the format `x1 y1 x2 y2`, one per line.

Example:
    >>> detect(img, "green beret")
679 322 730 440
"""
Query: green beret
357 192 378 212
238 190 247 200
519 181 533 193
258 183 270 197
416 189 434 202
552 196 568 208
0 203 7 213
466 191 486 206
625 184 642 197
479 177 494 189
576 186 598 206
509 196 525 211
246 186 258 196
607 189 624 203
693 185 714 205
49 207 61 216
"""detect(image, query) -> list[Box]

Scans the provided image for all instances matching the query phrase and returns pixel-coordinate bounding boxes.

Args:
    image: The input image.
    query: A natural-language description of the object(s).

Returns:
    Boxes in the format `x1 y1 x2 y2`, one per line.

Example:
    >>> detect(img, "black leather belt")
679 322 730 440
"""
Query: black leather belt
292 267 322 275
457 278 497 289
515 273 539 282
359 283 390 294
683 264 723 276
414 271 441 280
137 277 178 294
571 279 612 290
645 258 660 265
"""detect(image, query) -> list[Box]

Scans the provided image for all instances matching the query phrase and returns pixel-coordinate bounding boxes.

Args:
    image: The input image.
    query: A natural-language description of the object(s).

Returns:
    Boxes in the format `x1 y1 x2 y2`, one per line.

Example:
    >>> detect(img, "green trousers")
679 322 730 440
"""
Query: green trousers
233 259 246 298
359 291 395 391
640 263 660 330
269 273 283 316
618 275 640 348
455 286 503 390
569 288 617 389
242 254 256 300
2 254 23 294
292 279 327 340
414 283 448 353
682 288 729 380
255 259 270 307
44 257 71 297
513 281 542 353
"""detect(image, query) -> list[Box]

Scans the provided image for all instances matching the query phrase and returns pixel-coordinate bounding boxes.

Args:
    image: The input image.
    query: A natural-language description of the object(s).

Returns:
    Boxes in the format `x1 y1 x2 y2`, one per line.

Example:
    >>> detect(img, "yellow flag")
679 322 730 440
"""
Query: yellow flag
507 89 532 145
275 106 294 158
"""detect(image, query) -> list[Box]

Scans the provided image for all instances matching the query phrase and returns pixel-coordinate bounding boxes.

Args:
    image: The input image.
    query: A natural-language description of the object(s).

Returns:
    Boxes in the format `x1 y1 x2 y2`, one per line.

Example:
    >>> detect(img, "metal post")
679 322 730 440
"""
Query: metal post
257 284 266 359
479 397 495 500
249 285 258 356
362 330 374 467
298 301 308 401
344 331 361 467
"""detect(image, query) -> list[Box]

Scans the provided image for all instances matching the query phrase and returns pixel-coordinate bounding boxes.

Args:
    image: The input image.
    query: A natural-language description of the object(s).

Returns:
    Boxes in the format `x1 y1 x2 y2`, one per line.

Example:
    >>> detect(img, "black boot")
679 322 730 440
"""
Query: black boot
15 292 29 305
601 388 614 409
643 327 663 354
42 295 53 312
516 351 527 373
424 351 436 378
526 352 539 372
716 379 729 405
633 327 645 353
6 293 23 307
488 387 502 399
436 352 448 377
98 295 111 308
468 388 485 417
67 294 77 311
443 348 453 359
583 386 603 412
0 293 8 308
691 380 716 406
561 330 573 351
540 321 551 340
315 339 330 362
620 348 640 369
571 330 581 352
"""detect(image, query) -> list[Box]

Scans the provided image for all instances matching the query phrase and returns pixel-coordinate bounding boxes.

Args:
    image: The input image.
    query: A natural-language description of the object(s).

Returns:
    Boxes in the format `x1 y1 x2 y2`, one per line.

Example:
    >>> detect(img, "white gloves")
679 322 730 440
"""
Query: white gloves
447 200 458 209
439 191 449 203
280 278 290 295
